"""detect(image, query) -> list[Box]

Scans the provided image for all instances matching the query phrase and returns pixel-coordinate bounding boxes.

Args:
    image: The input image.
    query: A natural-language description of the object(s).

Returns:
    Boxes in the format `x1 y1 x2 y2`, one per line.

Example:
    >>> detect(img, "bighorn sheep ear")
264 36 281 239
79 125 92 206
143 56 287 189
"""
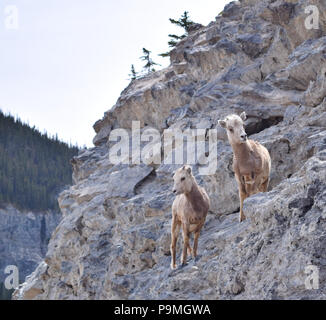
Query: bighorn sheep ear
218 120 227 128
182 165 192 174
240 112 247 121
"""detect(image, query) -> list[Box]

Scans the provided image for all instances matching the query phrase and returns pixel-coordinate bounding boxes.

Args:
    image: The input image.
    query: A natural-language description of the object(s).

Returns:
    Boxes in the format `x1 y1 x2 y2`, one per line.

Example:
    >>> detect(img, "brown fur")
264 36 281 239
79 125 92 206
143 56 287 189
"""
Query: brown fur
219 112 271 222
171 165 210 269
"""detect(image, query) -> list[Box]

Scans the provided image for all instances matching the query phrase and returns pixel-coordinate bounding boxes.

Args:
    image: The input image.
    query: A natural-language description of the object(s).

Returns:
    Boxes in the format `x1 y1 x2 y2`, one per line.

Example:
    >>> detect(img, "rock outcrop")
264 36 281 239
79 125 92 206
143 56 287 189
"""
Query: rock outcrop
14 0 326 299
0 206 61 286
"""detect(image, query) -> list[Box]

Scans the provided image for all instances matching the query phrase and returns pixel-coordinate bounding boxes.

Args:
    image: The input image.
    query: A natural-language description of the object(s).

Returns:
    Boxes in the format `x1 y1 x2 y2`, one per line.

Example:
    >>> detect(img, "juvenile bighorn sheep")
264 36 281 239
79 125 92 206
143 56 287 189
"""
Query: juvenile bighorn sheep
170 165 210 269
218 112 271 222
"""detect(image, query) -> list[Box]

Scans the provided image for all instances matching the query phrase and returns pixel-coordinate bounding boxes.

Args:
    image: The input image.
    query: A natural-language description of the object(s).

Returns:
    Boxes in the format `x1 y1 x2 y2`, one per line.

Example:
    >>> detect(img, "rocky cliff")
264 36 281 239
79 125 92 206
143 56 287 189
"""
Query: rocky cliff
0 206 61 286
14 0 326 299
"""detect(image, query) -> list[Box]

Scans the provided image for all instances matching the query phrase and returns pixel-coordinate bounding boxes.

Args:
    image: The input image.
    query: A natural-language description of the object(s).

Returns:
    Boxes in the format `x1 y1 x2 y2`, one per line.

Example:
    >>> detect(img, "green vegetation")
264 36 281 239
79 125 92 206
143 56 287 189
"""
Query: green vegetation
0 110 79 212
127 48 160 81
127 11 198 79
159 11 196 57
140 48 160 74
128 64 138 81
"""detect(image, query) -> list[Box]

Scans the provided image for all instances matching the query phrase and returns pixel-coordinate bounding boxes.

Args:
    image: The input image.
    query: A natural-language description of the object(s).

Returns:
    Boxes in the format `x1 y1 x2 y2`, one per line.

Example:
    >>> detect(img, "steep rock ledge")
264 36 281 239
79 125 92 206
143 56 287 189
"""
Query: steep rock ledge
14 0 326 299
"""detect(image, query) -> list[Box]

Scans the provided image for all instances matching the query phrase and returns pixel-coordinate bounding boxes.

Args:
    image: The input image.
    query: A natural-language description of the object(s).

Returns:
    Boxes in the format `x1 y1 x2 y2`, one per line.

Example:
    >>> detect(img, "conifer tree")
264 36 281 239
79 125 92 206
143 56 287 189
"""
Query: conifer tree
159 11 196 58
128 64 138 81
140 48 160 74
169 11 195 34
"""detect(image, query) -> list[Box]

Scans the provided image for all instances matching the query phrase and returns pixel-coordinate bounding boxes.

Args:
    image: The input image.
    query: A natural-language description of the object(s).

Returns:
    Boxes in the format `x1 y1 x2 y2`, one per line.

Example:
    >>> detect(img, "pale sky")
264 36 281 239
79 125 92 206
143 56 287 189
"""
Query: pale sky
0 0 230 147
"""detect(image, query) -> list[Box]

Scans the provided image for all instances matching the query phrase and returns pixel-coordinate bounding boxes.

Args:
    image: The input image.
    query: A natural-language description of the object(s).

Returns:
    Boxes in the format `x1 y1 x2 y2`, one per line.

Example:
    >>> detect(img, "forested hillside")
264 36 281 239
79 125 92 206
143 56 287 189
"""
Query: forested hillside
0 110 79 212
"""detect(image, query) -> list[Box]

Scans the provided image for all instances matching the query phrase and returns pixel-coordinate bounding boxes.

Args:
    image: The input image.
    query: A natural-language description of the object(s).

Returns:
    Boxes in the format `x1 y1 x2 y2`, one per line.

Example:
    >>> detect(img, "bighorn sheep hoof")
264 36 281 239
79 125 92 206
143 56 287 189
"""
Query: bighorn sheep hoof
170 264 177 270
239 215 246 223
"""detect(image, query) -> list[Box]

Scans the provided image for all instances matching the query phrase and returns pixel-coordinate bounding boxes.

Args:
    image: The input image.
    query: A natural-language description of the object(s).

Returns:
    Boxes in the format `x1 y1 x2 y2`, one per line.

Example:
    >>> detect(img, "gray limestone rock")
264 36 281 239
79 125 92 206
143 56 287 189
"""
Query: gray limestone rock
14 0 326 300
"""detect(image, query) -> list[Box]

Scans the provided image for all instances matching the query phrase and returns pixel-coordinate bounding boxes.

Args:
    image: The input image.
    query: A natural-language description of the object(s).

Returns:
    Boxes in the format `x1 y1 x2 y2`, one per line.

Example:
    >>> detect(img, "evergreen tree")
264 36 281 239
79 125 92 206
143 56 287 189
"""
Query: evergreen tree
159 11 196 58
128 64 138 81
140 48 160 74
170 11 195 33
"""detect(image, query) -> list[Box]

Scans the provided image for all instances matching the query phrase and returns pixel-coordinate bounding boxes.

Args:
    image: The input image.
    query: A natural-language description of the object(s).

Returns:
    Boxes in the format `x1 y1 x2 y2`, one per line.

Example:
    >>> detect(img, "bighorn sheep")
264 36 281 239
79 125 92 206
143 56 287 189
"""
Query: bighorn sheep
170 165 210 269
218 112 271 222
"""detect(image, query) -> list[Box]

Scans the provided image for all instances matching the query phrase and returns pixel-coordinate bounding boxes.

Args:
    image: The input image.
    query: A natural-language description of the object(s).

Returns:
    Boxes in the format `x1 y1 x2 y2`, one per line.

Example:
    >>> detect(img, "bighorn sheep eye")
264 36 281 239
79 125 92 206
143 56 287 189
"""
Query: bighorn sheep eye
229 128 234 133
181 177 185 182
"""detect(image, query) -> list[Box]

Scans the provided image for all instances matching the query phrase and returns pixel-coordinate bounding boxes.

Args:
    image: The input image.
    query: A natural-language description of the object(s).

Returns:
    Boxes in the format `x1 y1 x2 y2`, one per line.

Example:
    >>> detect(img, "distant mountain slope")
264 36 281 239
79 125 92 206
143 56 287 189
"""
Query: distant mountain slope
0 110 79 300
0 110 79 212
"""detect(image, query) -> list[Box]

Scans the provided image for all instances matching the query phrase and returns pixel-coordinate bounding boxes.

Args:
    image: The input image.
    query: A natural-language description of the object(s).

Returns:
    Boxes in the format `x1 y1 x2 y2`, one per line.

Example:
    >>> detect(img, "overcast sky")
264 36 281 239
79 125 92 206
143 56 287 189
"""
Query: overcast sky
0 0 230 147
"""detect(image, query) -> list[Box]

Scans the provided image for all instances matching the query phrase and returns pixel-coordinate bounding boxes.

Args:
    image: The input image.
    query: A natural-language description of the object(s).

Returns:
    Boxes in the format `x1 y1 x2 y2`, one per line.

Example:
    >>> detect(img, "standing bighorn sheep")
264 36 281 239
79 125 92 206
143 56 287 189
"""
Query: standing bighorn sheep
218 112 271 222
170 165 210 269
